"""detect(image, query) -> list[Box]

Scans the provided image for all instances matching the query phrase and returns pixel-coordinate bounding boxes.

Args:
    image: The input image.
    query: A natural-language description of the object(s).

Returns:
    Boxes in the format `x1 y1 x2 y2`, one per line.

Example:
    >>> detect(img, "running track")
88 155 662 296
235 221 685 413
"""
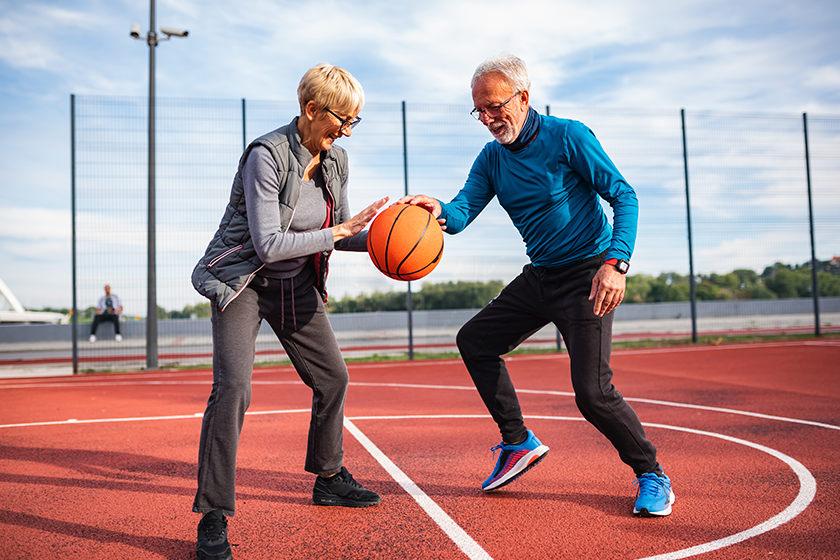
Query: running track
1 340 838 559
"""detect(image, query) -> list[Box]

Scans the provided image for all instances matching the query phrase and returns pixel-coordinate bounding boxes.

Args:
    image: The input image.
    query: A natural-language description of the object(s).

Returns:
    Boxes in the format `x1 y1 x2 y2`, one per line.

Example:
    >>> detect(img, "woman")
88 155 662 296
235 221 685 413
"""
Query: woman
191 63 388 560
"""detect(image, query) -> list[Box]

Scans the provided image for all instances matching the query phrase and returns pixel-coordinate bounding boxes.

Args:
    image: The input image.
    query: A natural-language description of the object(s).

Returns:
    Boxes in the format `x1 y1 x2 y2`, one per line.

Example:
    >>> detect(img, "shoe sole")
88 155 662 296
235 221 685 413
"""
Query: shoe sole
197 548 232 560
634 490 676 517
313 495 381 508
482 446 549 492
195 544 233 560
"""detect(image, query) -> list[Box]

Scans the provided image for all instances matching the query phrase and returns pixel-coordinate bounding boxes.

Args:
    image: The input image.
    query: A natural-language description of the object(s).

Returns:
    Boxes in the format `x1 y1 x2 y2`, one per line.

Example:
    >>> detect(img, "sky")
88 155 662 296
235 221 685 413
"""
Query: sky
1 0 839 311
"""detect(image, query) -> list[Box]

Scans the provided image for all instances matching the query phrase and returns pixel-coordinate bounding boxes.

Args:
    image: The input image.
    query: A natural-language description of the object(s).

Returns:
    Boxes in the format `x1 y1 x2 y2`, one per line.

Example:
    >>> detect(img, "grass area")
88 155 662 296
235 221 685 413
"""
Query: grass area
613 331 839 350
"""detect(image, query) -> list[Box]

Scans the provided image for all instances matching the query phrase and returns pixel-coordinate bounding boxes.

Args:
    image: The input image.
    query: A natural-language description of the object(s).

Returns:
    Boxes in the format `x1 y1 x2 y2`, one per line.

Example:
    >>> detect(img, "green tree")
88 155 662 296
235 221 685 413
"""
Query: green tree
329 290 408 313
730 268 774 299
322 259 840 312
329 280 505 313
763 267 812 298
625 273 653 303
36 306 70 315
648 273 690 302
415 281 504 310
169 302 212 319
816 271 840 297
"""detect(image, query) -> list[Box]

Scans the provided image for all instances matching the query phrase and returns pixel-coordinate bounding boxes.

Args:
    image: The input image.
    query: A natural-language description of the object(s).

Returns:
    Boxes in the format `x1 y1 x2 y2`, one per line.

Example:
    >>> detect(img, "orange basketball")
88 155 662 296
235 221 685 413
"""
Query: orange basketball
367 204 444 281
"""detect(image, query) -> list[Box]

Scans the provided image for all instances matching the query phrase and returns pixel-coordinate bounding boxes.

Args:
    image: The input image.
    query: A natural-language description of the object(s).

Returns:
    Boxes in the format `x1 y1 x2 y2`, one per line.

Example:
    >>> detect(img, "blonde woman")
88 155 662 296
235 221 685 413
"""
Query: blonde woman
191 63 387 560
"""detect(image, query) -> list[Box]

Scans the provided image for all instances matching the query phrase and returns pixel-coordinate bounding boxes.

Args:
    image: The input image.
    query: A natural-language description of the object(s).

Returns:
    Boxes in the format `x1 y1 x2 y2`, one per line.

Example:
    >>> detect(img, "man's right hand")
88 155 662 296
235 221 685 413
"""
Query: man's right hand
395 195 446 229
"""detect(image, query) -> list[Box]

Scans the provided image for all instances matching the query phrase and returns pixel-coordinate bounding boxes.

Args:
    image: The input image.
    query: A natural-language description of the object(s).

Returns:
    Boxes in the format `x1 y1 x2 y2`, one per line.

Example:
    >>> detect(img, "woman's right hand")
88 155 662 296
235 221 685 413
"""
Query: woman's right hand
331 196 390 242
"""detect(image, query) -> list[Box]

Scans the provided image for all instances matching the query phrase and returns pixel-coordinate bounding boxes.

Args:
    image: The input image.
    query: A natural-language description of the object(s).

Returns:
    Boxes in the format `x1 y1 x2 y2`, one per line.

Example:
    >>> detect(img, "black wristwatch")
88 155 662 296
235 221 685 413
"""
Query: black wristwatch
605 258 630 274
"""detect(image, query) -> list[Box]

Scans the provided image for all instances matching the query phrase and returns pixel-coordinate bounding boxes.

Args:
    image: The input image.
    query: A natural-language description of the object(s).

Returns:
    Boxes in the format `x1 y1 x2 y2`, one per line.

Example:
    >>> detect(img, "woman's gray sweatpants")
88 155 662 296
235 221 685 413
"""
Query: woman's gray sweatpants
193 267 348 516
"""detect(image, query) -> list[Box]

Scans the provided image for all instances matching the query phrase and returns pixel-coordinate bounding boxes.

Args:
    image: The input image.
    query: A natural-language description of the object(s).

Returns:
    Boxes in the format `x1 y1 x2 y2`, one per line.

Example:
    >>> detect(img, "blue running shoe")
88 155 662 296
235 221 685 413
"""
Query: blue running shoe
482 430 549 492
633 473 675 517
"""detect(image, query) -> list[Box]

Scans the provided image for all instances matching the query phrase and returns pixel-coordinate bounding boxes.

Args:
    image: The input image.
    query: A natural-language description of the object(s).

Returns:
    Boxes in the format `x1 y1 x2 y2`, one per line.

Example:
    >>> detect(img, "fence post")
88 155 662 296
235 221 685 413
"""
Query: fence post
241 98 247 152
803 113 821 337
681 109 698 343
402 101 414 360
70 94 79 374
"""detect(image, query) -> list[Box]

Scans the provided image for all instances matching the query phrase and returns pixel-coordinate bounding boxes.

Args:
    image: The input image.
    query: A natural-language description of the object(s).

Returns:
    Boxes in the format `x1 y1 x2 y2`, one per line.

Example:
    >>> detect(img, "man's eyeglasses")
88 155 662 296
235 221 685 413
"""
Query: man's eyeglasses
325 108 361 130
470 91 521 121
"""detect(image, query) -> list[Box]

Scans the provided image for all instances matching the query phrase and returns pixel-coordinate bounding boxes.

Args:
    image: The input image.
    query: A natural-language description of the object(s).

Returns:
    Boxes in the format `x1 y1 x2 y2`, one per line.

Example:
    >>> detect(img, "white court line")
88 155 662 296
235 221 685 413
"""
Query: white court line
637 423 817 560
344 418 493 560
804 339 840 346
1 353 834 557
348 414 819 560
354 384 840 432
517 388 840 432
0 408 310 429
351 381 477 392
3 379 837 432
0 404 824 560
505 339 840 359
623 396 840 431
0 380 303 390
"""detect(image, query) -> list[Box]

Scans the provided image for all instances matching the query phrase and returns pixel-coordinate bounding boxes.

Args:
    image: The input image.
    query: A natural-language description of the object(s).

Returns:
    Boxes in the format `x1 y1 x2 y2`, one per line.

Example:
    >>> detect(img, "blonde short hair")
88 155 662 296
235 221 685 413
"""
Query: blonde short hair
471 53 531 93
297 63 365 116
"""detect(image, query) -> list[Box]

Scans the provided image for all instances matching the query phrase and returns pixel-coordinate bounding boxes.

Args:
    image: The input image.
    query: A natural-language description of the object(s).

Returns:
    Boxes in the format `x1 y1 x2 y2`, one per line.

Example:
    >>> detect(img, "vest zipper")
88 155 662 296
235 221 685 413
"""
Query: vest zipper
208 245 243 268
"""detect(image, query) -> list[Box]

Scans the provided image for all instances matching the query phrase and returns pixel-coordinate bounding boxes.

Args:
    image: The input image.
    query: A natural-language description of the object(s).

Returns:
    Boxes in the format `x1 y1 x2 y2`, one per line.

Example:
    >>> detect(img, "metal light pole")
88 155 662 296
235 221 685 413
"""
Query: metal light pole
131 0 188 369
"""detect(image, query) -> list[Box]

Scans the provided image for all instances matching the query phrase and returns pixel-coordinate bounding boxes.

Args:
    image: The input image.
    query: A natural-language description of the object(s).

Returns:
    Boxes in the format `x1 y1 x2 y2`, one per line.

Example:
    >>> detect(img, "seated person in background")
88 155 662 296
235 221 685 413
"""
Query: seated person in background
89 284 123 342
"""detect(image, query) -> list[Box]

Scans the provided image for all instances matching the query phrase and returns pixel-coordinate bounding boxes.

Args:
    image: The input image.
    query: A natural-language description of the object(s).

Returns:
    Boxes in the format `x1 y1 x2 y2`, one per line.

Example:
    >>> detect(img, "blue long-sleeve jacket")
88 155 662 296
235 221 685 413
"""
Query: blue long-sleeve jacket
438 115 638 268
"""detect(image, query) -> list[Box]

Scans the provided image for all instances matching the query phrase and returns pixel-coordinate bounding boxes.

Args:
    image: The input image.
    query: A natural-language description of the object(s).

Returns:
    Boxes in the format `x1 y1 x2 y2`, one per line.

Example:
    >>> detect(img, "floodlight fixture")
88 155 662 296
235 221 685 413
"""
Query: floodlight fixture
160 26 189 38
130 24 189 45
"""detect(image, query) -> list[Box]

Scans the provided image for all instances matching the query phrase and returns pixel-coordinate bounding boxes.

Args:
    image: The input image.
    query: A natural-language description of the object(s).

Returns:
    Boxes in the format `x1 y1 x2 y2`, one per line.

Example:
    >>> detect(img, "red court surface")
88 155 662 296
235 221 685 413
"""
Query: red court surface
1 340 839 559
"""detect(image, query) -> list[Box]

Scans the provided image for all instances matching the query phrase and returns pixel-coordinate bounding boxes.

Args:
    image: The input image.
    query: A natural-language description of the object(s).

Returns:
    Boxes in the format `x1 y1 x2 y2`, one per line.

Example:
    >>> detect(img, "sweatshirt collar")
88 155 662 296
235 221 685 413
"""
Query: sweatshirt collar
501 107 540 153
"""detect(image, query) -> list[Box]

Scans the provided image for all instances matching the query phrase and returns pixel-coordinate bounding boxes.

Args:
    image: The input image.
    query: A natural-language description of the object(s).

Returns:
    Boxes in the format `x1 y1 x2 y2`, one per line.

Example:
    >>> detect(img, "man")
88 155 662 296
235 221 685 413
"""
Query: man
399 54 674 517
89 284 123 342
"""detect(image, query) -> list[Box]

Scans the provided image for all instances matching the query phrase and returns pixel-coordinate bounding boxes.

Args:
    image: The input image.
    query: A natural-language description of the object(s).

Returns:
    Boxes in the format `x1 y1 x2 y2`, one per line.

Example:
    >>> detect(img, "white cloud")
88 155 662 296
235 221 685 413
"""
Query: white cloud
805 65 840 90
695 229 813 275
0 3 104 70
0 207 70 241
0 207 72 309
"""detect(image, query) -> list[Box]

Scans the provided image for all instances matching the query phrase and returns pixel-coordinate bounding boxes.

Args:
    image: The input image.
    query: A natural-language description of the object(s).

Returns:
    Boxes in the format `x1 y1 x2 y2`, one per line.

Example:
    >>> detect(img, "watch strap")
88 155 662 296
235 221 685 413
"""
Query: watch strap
604 258 630 274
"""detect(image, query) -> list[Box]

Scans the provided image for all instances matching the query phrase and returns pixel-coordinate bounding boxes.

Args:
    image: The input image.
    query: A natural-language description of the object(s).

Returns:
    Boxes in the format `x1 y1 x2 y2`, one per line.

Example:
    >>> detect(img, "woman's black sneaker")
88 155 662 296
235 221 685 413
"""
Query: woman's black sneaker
313 466 381 507
196 509 233 560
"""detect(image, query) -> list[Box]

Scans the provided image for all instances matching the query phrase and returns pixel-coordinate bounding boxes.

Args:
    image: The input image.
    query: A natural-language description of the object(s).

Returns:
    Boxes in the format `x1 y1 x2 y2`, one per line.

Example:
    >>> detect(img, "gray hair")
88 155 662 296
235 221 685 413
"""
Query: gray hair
470 53 531 92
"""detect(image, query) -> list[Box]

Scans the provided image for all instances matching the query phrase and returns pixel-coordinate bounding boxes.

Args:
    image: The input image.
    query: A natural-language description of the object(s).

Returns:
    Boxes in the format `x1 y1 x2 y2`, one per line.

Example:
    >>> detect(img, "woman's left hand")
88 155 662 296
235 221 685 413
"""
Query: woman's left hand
331 196 390 242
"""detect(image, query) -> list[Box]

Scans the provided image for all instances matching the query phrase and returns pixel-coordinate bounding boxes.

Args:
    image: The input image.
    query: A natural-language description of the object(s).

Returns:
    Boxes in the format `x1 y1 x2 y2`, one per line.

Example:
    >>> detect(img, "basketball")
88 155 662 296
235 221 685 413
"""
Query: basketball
367 204 444 281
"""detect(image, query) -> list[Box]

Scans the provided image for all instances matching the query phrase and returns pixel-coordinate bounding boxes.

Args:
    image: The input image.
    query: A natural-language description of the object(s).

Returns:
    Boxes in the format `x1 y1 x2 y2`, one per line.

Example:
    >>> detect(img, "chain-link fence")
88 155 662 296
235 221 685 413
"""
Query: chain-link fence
63 95 839 371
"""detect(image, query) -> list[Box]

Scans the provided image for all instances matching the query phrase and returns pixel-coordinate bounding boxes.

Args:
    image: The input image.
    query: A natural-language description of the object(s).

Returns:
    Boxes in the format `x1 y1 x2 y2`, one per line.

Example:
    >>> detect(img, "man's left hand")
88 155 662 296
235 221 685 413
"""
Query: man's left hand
589 264 626 317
